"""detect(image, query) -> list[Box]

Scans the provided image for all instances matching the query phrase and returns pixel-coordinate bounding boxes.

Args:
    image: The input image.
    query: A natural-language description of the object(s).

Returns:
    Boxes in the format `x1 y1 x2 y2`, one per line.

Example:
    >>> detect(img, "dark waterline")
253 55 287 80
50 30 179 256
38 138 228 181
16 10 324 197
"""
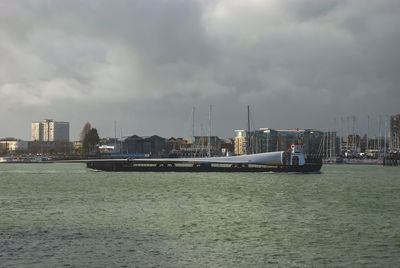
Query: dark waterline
1 164 399 267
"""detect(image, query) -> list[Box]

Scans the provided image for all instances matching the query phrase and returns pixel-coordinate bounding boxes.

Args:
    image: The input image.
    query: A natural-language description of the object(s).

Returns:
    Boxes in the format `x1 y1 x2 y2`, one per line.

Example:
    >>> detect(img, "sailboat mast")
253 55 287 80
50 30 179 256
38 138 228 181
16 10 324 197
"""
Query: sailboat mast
367 115 369 154
247 105 251 154
114 120 117 153
120 128 123 154
192 106 195 138
192 106 196 157
207 105 212 157
384 115 387 157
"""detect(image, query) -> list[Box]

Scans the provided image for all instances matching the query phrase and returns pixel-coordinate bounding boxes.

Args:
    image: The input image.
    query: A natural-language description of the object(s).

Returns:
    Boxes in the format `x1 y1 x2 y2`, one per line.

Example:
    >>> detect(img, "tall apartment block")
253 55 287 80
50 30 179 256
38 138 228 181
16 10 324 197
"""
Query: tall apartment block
31 119 70 141
390 114 400 150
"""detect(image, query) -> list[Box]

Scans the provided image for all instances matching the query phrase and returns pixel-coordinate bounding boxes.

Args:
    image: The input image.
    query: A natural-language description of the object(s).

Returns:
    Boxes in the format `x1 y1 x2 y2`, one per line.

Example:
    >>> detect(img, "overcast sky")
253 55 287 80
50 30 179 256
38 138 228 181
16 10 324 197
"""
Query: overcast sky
1 0 399 140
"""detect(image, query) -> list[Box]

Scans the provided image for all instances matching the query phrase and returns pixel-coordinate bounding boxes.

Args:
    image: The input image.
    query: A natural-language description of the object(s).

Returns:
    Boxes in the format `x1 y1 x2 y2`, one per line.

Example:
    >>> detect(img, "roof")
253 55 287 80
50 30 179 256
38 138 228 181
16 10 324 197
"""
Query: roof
124 135 143 140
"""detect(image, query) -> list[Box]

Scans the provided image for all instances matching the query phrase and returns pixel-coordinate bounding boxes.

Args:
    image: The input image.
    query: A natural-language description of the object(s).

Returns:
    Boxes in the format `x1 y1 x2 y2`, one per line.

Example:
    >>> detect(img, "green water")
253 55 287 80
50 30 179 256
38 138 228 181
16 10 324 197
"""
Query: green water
0 164 399 267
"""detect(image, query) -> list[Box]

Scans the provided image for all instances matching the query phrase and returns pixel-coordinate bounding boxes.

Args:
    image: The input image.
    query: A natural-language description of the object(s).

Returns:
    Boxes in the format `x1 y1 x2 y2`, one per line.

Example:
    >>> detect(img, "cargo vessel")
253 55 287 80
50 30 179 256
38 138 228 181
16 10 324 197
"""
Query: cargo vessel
86 144 322 173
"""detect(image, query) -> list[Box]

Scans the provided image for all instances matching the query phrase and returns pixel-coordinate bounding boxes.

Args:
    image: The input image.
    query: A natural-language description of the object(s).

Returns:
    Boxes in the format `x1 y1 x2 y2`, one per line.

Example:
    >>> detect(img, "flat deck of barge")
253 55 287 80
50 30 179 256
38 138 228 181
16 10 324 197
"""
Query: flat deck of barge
86 160 322 173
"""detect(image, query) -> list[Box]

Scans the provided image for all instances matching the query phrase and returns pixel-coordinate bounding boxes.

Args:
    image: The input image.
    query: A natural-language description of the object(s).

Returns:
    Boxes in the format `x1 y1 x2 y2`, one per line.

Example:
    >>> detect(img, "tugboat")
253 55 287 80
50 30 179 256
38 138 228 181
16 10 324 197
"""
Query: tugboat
86 143 322 173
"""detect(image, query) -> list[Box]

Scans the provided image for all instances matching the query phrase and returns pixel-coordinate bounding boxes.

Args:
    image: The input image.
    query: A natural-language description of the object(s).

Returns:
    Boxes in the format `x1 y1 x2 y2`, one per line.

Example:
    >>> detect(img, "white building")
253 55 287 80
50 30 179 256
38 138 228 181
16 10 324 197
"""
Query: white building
31 122 42 141
31 119 70 141
0 140 29 152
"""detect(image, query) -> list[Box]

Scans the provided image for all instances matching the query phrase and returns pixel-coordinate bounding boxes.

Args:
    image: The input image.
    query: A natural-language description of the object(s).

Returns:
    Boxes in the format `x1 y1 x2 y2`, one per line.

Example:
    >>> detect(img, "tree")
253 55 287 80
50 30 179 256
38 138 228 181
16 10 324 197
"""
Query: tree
82 128 100 155
80 122 92 141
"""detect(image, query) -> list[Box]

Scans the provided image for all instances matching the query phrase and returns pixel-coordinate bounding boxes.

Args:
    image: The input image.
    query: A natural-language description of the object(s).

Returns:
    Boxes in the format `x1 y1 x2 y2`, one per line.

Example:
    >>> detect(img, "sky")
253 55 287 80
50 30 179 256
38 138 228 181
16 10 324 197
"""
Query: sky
1 0 399 141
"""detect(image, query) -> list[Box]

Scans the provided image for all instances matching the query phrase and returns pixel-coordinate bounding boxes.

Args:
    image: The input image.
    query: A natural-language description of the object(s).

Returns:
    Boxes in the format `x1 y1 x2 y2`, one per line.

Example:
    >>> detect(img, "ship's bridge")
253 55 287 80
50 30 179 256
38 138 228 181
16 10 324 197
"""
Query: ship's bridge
291 144 304 154
290 143 306 166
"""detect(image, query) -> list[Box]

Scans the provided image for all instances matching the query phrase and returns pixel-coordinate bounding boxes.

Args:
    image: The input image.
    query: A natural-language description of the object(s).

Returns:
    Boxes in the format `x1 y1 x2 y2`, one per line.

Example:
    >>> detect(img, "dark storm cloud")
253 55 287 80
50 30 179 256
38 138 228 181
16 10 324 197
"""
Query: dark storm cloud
0 0 399 139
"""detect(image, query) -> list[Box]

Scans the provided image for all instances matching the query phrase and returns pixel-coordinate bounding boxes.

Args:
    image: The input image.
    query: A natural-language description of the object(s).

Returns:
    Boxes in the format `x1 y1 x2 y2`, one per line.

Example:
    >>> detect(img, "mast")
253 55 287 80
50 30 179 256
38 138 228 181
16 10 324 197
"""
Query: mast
120 127 123 154
247 105 251 154
192 106 195 139
384 115 387 157
340 116 344 155
207 105 212 157
346 116 350 153
352 115 356 153
333 118 336 157
367 115 369 154
192 106 195 157
322 131 325 158
114 120 117 153
378 115 382 158
329 128 332 158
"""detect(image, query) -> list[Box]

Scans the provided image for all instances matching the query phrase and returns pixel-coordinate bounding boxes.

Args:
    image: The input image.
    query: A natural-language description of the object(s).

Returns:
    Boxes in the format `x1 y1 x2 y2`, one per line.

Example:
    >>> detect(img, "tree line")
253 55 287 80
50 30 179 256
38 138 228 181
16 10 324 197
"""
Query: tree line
80 122 100 155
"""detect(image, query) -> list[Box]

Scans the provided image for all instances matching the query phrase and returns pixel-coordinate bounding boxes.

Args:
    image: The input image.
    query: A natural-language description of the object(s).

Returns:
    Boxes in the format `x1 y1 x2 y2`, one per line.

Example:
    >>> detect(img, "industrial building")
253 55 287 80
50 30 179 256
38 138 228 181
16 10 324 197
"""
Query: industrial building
118 135 166 157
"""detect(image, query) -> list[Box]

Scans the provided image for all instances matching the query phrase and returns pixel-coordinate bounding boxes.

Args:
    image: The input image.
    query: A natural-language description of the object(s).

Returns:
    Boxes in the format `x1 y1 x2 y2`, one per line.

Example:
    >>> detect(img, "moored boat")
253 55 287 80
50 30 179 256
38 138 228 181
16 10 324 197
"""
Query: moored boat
0 157 53 163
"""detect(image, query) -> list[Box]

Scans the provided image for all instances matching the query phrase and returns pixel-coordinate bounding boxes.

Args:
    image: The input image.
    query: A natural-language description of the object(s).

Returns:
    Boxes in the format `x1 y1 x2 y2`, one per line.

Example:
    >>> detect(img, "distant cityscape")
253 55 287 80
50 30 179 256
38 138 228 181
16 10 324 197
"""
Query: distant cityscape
0 114 399 159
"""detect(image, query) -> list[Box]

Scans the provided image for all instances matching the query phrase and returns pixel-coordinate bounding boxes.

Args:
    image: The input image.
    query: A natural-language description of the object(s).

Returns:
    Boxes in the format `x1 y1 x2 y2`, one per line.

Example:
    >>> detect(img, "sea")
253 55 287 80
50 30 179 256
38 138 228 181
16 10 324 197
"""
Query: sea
0 163 399 267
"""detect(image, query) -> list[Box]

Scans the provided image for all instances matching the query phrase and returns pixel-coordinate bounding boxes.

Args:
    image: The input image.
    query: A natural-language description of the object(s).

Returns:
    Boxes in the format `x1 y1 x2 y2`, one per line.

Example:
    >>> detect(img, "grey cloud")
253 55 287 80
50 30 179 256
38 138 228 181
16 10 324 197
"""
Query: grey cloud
0 0 399 140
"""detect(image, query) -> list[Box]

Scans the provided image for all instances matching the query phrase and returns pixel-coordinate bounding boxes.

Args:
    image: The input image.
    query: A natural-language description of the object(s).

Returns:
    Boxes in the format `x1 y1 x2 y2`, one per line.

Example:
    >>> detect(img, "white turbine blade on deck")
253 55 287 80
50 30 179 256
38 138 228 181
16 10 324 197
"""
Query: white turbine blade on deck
132 151 283 165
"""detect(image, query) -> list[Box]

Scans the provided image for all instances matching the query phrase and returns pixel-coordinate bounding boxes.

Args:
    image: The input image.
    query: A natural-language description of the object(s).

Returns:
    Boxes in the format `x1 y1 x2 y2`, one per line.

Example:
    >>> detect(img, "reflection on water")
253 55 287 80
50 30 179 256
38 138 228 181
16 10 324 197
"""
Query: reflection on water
0 163 399 267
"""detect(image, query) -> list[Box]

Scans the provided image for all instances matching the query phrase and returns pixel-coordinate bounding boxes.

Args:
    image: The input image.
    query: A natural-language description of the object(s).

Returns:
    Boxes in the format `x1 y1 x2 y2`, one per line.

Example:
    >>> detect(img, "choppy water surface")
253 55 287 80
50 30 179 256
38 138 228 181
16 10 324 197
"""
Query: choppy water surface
0 163 399 267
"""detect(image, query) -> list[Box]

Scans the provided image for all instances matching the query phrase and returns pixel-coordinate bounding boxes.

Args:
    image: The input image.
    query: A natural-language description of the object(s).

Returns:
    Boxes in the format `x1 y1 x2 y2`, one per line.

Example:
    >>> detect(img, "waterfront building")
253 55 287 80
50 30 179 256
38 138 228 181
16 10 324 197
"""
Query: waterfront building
164 136 231 157
73 141 82 152
0 139 28 153
142 135 166 157
234 130 247 155
342 134 361 153
234 128 338 156
234 130 276 155
122 135 144 155
221 138 234 156
99 138 121 154
166 137 189 155
31 119 70 142
390 114 400 150
121 135 166 157
31 122 42 141
26 141 72 154
192 136 222 156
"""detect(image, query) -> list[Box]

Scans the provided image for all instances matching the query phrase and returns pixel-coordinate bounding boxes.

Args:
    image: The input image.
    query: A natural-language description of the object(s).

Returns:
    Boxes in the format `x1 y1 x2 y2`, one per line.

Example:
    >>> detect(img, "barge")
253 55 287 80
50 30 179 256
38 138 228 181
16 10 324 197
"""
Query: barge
87 144 322 173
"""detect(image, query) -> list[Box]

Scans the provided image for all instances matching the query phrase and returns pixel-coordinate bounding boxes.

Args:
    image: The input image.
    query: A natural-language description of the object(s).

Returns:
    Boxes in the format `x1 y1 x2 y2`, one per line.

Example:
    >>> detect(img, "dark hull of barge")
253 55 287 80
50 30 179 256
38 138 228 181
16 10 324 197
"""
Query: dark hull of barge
86 161 322 173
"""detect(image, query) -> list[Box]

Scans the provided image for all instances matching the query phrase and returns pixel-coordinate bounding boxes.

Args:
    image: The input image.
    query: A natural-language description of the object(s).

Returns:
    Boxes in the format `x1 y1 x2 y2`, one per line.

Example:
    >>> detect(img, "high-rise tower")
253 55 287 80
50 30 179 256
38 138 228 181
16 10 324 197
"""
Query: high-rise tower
31 119 70 141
